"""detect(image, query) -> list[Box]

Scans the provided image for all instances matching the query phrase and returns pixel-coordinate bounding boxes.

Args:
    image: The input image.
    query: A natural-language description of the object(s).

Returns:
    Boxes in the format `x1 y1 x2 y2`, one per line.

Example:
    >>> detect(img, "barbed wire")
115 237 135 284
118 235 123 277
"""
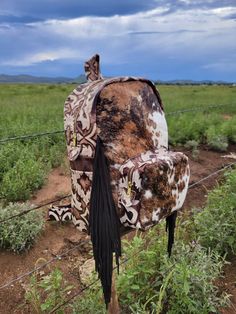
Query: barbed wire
188 161 236 189
0 239 90 290
0 103 234 144
0 161 235 306
1 161 235 224
1 161 236 225
49 242 148 313
0 130 64 144
48 161 236 312
165 103 234 116
49 214 208 313
0 194 71 224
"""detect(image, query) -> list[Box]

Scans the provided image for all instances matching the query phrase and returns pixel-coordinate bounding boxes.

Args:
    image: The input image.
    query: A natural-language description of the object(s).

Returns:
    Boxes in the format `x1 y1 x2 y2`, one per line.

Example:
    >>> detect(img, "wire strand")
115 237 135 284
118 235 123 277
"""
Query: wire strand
0 239 90 290
0 194 71 224
165 103 234 116
188 161 236 189
0 103 234 144
48 162 236 313
0 130 64 144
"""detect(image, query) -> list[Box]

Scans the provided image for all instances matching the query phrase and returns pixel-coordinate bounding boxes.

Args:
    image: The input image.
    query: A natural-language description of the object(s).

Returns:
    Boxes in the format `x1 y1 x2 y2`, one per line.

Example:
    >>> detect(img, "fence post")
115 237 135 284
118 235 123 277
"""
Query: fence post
108 272 120 314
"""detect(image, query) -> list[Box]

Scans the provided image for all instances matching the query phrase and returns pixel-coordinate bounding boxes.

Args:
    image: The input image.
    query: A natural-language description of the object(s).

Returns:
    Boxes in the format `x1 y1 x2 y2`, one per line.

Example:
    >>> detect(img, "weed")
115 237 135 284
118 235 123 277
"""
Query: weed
194 169 236 255
25 268 73 314
184 140 199 160
0 202 44 253
205 126 228 152
0 84 236 202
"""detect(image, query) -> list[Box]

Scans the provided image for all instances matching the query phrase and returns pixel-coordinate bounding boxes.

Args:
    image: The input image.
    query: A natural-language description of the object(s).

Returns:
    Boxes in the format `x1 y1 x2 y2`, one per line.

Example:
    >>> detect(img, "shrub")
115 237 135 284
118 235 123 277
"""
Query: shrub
70 225 229 314
0 142 25 181
184 140 199 160
194 169 236 255
205 126 228 151
1 154 46 201
0 202 44 253
71 281 106 314
117 228 228 314
25 268 73 313
221 116 236 144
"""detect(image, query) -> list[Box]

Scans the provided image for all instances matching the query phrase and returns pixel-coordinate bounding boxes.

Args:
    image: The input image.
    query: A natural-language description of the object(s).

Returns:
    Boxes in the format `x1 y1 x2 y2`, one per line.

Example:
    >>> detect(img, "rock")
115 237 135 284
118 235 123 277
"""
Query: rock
79 258 95 285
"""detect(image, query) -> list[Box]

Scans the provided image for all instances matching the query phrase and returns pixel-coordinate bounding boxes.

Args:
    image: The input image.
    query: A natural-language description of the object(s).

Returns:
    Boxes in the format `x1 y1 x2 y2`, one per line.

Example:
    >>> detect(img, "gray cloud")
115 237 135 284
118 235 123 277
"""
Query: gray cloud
0 1 235 81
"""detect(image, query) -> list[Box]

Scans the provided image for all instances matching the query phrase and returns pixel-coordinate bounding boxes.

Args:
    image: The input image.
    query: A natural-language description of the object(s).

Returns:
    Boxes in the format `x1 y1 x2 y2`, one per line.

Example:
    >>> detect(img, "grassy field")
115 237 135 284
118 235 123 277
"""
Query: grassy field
0 83 235 202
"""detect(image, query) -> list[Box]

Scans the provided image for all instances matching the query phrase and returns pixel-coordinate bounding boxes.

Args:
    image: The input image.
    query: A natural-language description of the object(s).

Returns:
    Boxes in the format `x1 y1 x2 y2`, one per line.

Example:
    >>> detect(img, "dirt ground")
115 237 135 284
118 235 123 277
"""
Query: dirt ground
0 146 236 314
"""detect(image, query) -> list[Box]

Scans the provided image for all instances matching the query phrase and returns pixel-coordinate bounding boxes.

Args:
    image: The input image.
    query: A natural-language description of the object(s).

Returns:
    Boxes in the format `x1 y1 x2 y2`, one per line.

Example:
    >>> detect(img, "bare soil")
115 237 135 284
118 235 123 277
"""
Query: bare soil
0 147 236 313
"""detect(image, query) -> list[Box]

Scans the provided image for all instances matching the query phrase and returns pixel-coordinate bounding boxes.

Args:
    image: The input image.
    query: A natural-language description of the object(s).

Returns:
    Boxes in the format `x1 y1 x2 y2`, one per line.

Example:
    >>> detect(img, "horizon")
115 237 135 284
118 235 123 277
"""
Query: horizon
0 73 235 84
0 1 236 82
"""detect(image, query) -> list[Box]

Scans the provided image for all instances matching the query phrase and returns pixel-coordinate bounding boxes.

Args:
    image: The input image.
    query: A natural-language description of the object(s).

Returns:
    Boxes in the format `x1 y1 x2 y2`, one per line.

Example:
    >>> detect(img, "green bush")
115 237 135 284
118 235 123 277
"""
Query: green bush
0 202 44 253
117 229 228 314
71 281 106 314
194 169 236 255
0 142 25 181
25 268 73 313
184 140 199 160
221 116 236 144
205 126 228 152
1 155 46 201
70 226 229 314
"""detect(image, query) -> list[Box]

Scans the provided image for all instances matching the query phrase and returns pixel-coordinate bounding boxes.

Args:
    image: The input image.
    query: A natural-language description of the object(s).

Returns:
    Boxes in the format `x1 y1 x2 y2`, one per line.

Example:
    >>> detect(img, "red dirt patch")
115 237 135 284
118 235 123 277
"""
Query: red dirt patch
31 167 71 205
0 146 236 313
222 114 232 121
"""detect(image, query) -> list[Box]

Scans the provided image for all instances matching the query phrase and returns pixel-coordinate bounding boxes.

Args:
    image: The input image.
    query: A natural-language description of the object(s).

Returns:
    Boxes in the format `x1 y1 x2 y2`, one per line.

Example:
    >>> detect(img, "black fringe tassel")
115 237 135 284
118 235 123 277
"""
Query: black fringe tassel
89 136 121 307
166 211 177 257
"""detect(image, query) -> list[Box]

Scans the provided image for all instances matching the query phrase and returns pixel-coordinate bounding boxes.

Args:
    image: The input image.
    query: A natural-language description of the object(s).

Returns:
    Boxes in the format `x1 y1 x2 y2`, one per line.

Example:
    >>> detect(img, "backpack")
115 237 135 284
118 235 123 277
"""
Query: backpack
48 54 190 305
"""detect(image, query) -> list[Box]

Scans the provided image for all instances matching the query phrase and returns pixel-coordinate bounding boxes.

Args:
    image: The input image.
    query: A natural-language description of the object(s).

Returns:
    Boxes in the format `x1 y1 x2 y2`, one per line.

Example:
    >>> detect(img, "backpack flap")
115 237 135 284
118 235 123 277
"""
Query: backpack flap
118 150 190 230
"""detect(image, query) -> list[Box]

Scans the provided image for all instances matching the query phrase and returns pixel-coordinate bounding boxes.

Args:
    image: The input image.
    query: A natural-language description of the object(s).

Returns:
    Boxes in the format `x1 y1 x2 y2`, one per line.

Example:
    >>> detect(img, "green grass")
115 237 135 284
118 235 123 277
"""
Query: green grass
68 169 236 313
0 83 235 202
0 84 75 201
0 202 44 253
158 85 236 147
194 169 236 255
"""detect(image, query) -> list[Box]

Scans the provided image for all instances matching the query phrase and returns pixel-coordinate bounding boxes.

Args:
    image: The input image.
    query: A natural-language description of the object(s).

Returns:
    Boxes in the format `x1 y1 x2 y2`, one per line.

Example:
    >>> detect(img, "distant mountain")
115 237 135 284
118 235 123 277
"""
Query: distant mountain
155 79 235 85
0 74 234 85
0 74 86 84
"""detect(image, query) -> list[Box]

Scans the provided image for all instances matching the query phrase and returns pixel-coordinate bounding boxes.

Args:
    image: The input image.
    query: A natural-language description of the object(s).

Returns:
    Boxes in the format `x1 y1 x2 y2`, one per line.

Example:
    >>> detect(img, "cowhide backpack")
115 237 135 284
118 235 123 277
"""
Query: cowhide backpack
48 54 190 306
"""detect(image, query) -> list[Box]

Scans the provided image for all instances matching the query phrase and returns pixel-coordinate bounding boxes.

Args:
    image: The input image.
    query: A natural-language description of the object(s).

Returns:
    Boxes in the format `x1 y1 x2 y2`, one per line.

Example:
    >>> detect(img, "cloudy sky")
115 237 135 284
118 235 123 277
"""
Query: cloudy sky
0 0 236 81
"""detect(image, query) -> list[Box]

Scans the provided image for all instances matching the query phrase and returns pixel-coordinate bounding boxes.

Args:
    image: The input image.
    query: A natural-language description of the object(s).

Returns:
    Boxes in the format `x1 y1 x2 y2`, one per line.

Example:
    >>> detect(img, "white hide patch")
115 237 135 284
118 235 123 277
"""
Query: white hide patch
152 208 161 222
147 110 168 149
144 189 153 199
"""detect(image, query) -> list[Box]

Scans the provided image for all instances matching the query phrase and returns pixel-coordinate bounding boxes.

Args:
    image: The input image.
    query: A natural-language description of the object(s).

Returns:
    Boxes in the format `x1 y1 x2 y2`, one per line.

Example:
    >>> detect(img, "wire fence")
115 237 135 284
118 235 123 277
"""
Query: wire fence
0 130 64 144
0 239 90 290
0 99 235 310
0 161 235 225
0 194 71 224
0 162 236 300
165 103 234 116
0 103 234 144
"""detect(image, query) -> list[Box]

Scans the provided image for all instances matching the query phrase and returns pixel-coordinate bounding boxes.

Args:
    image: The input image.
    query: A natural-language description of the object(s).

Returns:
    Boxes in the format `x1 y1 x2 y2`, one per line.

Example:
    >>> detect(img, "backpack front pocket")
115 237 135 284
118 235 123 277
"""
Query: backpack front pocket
118 150 190 230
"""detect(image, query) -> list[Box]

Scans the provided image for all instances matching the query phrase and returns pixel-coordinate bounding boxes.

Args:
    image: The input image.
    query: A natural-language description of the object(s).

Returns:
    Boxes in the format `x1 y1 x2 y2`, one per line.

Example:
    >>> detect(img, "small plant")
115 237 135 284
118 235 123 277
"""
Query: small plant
25 268 73 314
71 281 106 314
70 225 229 314
0 202 44 253
194 169 236 255
184 140 199 160
205 126 228 152
0 151 46 202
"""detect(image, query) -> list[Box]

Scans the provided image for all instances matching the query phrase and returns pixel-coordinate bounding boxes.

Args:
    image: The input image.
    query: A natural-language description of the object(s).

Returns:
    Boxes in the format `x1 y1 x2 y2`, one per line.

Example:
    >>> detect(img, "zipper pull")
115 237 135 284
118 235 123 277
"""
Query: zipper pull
127 181 132 196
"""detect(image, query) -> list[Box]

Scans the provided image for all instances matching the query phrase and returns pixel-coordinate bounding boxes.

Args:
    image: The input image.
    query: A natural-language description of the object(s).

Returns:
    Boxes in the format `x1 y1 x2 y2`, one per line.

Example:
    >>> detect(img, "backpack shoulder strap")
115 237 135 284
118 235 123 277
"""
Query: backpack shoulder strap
84 54 103 82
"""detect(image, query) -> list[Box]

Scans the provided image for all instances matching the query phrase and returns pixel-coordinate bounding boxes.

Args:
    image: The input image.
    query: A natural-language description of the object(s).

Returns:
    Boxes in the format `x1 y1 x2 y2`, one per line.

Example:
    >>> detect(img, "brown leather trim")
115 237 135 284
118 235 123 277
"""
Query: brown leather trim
70 157 93 172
